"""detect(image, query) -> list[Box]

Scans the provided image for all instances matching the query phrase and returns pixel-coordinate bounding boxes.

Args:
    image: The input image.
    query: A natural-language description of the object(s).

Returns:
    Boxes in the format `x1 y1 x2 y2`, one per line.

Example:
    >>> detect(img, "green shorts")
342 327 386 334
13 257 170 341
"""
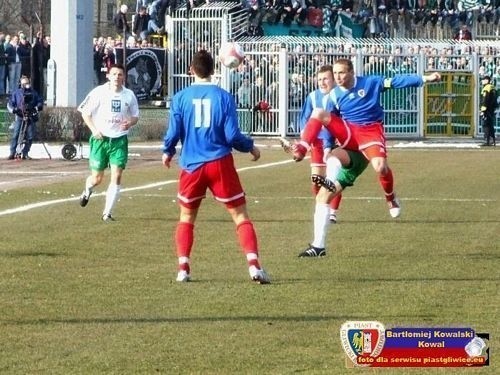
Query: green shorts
337 150 369 189
88 135 128 171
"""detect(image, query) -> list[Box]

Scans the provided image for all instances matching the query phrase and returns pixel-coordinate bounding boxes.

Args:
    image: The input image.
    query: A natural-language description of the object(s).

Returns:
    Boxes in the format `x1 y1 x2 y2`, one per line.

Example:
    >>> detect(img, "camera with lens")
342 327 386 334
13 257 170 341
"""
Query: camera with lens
21 90 39 122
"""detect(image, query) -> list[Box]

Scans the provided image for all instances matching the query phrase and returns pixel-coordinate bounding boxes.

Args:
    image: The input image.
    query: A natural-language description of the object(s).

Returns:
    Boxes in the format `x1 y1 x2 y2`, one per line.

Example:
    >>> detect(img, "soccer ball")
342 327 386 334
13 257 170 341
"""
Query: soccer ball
218 42 245 69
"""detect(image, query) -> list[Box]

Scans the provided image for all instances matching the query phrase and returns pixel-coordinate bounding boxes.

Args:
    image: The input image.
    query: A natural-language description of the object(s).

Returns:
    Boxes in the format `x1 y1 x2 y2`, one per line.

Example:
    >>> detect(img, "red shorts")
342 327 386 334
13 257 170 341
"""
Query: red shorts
347 122 387 159
177 153 246 209
323 115 357 151
324 116 386 160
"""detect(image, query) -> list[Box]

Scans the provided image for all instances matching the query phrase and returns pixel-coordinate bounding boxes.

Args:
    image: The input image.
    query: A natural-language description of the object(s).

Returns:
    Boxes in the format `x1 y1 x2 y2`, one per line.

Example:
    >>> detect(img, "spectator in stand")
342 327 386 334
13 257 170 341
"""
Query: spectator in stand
147 0 167 35
289 72 306 131
159 0 176 19
237 76 252 108
0 33 6 96
5 35 21 94
93 37 105 86
98 45 116 85
251 75 266 108
126 35 138 48
455 55 471 70
3 33 11 93
114 4 131 39
278 0 308 26
133 6 151 41
242 0 266 33
454 24 472 40
17 32 31 78
265 80 279 109
3 34 10 49
32 31 50 98
139 39 151 48
136 0 153 13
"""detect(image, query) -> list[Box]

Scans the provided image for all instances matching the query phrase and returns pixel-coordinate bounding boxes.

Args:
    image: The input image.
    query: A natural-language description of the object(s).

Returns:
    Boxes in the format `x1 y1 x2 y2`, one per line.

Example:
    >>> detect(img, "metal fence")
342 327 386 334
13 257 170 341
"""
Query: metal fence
167 2 248 99
167 5 500 139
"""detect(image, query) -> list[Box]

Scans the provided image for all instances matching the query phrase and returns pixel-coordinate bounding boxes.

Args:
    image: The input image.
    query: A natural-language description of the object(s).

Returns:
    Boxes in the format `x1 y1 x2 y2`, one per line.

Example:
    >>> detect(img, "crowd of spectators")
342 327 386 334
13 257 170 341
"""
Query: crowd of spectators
0 30 50 99
94 0 500 112
239 0 500 38
105 1 500 47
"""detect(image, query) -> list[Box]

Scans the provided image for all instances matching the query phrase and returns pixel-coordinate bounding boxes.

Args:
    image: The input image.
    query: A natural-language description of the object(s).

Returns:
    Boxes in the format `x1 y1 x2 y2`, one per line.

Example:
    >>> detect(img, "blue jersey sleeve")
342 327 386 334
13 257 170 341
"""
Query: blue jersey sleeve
385 74 424 89
162 98 181 157
223 94 254 153
299 93 314 131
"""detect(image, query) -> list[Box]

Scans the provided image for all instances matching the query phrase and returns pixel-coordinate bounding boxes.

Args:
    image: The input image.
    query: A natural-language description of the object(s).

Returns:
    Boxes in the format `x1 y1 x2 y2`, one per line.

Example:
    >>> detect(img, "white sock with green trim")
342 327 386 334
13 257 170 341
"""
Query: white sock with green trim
103 183 120 216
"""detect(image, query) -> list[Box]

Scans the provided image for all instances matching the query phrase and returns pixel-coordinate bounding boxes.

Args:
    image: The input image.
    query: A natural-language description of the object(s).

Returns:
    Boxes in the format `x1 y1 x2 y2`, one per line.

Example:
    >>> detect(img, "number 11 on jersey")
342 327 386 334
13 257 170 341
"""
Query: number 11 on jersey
193 98 211 128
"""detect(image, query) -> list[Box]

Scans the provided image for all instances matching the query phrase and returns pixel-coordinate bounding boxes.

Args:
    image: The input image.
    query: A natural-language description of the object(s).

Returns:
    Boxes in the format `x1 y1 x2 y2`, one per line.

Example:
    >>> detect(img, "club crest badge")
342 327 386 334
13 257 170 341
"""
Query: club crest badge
111 99 121 113
340 321 385 366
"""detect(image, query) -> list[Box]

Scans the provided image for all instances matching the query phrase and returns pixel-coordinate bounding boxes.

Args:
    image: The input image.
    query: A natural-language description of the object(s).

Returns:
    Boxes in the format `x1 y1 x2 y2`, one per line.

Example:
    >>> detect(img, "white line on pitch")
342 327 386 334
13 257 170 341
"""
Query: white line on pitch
0 171 85 175
0 159 297 217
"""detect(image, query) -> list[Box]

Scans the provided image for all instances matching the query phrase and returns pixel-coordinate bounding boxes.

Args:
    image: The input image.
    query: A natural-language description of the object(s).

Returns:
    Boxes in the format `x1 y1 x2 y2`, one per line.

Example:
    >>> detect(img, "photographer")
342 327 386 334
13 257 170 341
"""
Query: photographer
7 76 43 160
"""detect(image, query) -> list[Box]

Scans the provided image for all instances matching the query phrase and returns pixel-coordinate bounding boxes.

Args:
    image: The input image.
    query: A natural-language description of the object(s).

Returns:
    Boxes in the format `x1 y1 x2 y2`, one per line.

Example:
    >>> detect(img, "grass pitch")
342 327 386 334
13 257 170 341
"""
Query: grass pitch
0 146 498 374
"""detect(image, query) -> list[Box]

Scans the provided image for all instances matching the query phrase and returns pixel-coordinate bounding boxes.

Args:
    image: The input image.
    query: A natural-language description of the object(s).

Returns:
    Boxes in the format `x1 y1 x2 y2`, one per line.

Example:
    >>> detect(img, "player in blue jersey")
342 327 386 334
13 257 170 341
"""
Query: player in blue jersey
300 58 441 218
162 49 270 284
298 64 343 224
330 58 440 218
290 59 441 257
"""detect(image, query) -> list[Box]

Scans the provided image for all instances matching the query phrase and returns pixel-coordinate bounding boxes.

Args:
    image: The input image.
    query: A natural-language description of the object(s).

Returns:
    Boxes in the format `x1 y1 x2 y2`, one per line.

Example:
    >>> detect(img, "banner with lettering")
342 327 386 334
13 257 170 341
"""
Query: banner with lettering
341 321 489 367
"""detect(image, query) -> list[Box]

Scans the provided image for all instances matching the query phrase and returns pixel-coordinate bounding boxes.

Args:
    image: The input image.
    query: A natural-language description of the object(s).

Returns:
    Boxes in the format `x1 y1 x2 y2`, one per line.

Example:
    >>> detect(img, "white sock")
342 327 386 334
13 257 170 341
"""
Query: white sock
85 176 94 194
326 156 342 181
312 203 330 249
178 256 190 266
103 183 120 216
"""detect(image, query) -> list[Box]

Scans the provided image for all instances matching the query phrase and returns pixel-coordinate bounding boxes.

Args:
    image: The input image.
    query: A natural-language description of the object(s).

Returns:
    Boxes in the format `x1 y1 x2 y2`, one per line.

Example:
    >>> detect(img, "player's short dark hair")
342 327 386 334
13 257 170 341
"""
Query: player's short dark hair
191 50 214 78
109 63 125 73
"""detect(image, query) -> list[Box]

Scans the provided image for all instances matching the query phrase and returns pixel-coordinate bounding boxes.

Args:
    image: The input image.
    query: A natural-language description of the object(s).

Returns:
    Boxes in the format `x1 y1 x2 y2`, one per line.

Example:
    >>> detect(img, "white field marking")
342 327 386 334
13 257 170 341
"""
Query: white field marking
0 171 85 175
0 178 33 186
124 194 496 203
0 171 86 187
0 158 298 217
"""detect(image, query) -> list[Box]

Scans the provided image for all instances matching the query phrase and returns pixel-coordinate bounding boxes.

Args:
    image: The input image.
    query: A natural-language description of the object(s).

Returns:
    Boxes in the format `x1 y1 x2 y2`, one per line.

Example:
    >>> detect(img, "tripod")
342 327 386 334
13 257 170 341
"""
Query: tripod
13 111 51 160
14 115 30 159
